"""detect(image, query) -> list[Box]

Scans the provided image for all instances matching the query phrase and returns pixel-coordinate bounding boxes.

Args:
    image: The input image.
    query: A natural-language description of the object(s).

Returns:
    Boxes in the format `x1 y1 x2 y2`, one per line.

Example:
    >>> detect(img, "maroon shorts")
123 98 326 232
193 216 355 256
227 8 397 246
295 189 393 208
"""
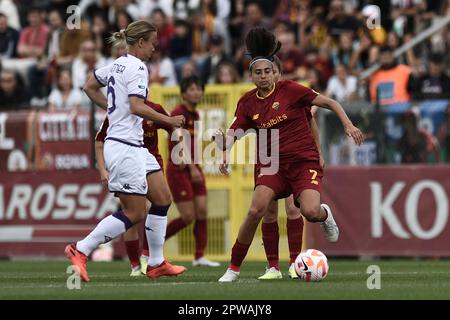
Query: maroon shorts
254 160 323 201
166 163 207 202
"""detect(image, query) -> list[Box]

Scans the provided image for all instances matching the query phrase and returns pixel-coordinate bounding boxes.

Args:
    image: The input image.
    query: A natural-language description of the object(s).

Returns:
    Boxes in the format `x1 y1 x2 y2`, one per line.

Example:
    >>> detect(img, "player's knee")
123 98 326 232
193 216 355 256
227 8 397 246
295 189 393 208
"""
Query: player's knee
301 204 322 222
286 205 301 220
126 211 146 224
196 207 207 220
248 206 265 224
155 192 172 206
149 186 172 206
181 212 195 225
263 207 277 223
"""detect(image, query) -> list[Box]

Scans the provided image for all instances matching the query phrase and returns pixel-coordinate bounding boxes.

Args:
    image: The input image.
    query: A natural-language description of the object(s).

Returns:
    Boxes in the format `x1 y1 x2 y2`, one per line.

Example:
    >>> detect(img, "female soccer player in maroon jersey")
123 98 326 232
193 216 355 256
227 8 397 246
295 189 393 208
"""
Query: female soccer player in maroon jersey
216 27 364 282
95 100 173 276
258 56 325 280
165 75 220 267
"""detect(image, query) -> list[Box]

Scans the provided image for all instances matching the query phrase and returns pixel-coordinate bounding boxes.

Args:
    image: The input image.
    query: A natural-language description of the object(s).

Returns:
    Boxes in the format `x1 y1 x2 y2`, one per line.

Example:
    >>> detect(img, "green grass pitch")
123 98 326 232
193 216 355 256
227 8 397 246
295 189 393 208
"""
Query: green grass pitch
1 259 450 299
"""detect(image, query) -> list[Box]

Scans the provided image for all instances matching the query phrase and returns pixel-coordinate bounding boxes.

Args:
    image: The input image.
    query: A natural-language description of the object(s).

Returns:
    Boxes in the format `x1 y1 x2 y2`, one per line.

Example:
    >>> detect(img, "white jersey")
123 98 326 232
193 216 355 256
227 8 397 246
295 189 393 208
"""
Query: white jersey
94 53 149 146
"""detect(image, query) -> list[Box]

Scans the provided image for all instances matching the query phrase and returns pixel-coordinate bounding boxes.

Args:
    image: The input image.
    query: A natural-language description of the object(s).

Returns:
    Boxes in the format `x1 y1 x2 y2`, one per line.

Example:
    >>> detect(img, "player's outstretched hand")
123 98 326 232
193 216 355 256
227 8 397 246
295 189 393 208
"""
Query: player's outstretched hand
219 162 229 176
171 115 185 128
344 123 365 146
213 128 226 150
100 169 109 189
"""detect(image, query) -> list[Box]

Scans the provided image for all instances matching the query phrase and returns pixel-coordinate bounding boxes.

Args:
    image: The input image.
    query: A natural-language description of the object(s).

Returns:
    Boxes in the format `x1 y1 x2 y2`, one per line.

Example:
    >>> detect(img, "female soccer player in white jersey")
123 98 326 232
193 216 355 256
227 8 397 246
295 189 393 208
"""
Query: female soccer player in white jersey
65 20 185 282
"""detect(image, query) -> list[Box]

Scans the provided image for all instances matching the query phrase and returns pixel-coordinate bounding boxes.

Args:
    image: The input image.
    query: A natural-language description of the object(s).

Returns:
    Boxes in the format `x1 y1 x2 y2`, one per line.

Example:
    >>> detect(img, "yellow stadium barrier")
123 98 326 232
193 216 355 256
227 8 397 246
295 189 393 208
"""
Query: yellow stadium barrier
149 83 306 262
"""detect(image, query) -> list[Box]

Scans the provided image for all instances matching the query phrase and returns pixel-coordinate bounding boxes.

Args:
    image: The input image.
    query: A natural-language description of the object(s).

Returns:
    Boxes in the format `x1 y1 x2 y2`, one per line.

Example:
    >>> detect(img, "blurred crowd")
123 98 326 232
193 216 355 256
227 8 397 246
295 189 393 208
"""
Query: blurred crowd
0 0 449 113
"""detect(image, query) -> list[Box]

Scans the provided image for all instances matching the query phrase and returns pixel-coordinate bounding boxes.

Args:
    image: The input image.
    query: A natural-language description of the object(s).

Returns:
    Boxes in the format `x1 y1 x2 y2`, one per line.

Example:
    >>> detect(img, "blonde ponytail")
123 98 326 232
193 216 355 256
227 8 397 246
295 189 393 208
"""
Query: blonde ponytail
109 21 157 47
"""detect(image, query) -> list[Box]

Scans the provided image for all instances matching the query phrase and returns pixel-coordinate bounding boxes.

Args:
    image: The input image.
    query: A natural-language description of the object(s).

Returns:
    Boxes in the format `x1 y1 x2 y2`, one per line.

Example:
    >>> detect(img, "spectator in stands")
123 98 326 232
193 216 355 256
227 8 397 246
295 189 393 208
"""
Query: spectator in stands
140 0 174 19
17 6 49 60
92 13 112 57
198 0 231 53
277 30 305 81
0 12 19 58
398 109 441 163
332 32 354 68
108 0 139 26
181 59 198 79
72 39 107 91
391 0 426 37
83 0 111 24
150 8 175 56
409 53 450 100
0 69 29 110
298 47 333 85
148 48 178 86
214 61 240 84
305 67 325 93
189 8 229 73
297 4 329 50
28 8 65 107
326 0 362 40
326 64 358 103
46 9 64 62
349 30 373 72
0 0 21 30
201 34 232 84
240 1 271 44
58 20 93 68
170 19 193 82
208 0 231 22
369 45 411 105
72 39 107 106
228 0 246 53
48 68 83 111
114 9 133 32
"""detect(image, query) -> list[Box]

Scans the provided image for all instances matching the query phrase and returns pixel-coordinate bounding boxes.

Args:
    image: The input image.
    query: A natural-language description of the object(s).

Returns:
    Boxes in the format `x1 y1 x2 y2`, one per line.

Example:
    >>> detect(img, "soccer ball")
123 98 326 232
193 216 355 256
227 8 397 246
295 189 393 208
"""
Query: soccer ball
294 249 329 282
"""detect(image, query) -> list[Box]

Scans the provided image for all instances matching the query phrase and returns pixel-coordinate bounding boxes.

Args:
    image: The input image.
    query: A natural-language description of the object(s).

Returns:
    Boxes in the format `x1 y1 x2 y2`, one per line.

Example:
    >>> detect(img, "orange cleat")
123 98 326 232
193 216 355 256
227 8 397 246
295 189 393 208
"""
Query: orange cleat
65 244 89 282
146 260 186 279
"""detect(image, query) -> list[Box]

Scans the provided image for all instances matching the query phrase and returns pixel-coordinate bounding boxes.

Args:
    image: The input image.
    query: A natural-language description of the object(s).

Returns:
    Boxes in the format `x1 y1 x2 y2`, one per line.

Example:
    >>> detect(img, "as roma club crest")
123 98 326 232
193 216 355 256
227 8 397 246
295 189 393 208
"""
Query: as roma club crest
272 102 280 110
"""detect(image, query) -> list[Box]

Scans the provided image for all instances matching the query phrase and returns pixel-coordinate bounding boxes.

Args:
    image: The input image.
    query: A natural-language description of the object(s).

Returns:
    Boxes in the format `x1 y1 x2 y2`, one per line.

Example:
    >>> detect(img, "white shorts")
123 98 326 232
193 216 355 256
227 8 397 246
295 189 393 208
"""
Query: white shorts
104 139 148 195
143 148 161 174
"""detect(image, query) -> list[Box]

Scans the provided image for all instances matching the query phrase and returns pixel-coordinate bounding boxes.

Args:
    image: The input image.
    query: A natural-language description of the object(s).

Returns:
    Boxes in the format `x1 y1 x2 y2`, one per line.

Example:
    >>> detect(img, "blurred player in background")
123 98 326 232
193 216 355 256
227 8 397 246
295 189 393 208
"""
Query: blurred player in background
95 100 172 276
216 27 364 282
165 75 220 267
258 56 325 280
65 21 185 282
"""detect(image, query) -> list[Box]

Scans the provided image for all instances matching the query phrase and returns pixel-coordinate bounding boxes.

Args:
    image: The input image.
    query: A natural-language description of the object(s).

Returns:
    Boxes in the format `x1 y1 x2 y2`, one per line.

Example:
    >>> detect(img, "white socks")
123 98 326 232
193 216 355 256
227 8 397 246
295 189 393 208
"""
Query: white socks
77 211 131 256
145 214 167 266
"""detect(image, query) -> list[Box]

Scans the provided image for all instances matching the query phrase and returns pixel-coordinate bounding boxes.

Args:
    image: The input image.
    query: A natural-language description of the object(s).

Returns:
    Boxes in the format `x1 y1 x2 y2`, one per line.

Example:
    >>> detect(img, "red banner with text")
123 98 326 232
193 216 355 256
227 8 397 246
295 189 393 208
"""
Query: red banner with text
0 170 119 256
34 111 93 170
307 165 450 257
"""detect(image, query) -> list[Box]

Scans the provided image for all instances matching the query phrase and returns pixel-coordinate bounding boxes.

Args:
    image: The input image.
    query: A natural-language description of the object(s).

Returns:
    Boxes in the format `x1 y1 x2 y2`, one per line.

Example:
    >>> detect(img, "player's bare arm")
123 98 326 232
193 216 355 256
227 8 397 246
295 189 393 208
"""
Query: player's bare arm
214 128 235 175
94 140 108 189
83 73 108 110
311 94 365 146
310 117 325 168
129 96 185 128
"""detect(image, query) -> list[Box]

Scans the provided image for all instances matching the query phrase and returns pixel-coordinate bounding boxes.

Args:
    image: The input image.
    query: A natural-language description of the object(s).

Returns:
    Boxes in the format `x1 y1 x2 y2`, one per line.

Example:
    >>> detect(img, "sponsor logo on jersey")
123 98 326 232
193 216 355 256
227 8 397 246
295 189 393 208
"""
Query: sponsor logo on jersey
258 114 288 129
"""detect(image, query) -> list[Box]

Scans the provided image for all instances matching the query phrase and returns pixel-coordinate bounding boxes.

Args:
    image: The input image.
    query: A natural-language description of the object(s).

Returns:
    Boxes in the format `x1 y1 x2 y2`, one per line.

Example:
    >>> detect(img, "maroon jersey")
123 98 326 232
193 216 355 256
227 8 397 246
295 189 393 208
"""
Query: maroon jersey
96 101 171 165
168 104 199 165
230 80 319 162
